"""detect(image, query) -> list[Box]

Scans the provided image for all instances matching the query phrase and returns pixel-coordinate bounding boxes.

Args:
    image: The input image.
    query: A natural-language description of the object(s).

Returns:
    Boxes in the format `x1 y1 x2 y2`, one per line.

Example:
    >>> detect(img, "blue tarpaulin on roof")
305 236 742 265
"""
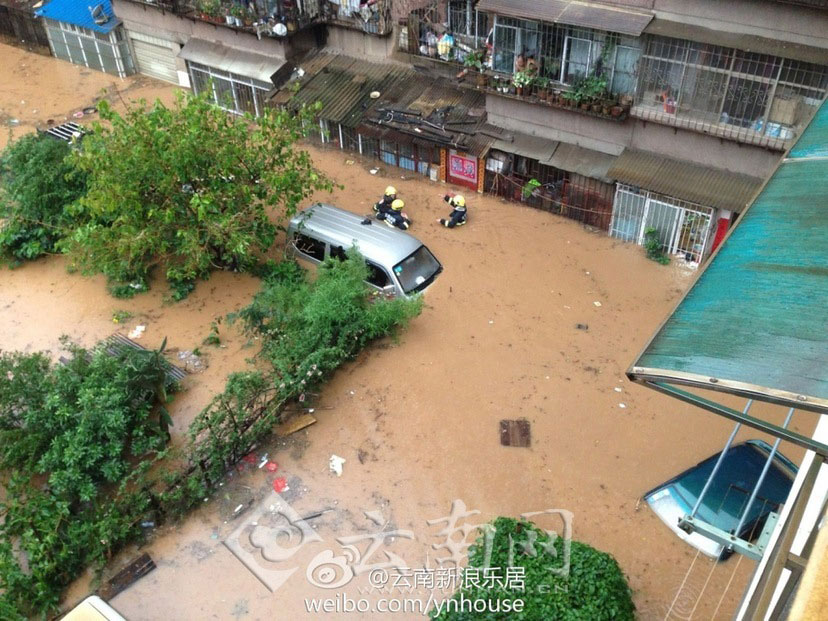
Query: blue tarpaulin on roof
35 0 120 34
629 97 828 413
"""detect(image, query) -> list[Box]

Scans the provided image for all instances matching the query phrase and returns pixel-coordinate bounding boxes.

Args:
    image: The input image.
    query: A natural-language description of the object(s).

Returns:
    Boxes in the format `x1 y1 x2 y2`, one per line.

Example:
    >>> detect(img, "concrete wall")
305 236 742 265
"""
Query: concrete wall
112 0 316 85
486 94 781 179
324 25 396 60
650 0 828 49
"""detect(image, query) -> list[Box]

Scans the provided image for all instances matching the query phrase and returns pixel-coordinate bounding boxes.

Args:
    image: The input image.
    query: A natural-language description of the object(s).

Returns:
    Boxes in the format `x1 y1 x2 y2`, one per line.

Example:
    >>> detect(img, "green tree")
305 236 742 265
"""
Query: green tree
433 517 635 620
62 91 334 298
0 133 86 263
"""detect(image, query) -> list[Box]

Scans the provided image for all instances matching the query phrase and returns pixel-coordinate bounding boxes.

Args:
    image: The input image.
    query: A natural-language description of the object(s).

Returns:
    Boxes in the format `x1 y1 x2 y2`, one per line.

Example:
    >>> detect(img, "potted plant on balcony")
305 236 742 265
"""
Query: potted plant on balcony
243 5 256 27
230 4 244 27
462 50 487 88
535 77 551 101
513 70 533 97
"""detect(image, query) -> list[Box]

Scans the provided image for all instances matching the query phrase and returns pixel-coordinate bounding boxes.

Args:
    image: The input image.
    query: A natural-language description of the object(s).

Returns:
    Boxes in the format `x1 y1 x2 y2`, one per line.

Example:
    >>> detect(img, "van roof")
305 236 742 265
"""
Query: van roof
289 204 424 266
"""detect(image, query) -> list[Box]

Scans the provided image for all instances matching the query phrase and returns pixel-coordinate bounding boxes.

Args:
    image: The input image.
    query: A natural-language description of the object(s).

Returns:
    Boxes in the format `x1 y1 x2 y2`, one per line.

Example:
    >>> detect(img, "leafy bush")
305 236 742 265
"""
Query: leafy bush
643 227 670 265
433 517 635 620
0 343 175 616
233 251 423 393
0 134 86 263
62 92 334 298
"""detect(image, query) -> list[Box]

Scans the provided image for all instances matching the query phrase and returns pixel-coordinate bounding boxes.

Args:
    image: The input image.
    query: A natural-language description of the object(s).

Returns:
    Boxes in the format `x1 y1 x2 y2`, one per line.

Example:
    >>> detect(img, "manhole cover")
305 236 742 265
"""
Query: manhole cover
500 419 531 447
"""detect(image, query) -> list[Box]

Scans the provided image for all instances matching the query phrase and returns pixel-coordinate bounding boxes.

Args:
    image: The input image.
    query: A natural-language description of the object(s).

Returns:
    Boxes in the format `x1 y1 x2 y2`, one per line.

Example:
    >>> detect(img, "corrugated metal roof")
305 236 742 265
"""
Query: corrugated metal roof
278 54 413 127
557 2 653 37
628 97 828 412
490 131 559 162
547 143 617 183
476 0 568 23
178 38 285 84
607 149 764 211
35 0 119 33
644 19 828 65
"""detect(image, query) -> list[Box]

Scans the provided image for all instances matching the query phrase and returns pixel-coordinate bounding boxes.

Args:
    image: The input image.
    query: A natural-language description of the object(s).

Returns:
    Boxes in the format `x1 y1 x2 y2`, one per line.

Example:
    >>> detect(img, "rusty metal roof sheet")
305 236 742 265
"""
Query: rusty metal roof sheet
477 0 568 23
607 149 764 211
490 131 559 163
557 2 653 37
272 53 414 127
547 143 617 183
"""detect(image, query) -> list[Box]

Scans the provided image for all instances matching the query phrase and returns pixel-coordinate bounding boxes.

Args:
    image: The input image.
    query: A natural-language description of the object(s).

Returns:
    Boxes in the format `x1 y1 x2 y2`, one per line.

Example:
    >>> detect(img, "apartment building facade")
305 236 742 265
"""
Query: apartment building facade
104 0 828 263
397 0 828 263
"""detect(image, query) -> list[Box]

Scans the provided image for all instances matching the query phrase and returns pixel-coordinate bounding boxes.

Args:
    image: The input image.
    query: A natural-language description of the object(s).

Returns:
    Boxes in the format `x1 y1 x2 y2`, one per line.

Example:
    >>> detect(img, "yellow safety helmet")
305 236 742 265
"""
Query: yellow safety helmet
385 186 397 197
391 199 405 211
452 194 466 207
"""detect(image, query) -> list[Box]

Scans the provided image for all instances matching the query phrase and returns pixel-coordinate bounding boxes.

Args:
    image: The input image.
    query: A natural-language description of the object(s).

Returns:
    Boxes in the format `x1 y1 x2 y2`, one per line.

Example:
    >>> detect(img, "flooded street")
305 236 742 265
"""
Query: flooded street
1 43 797 620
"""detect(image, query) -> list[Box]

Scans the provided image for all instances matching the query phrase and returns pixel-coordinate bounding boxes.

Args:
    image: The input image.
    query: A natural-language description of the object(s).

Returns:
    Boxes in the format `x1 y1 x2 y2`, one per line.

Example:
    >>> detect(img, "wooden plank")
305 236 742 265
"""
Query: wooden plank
97 552 155 601
275 413 317 437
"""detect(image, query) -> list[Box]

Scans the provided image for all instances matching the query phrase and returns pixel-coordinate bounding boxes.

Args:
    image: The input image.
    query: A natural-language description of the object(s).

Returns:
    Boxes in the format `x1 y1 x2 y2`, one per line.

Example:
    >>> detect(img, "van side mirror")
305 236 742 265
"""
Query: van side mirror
382 285 397 296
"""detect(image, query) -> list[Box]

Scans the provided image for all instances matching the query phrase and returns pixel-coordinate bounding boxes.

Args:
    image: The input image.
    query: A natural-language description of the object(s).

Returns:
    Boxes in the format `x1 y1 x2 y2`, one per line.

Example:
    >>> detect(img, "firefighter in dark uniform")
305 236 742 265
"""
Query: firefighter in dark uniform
374 186 397 219
384 199 411 230
438 193 467 228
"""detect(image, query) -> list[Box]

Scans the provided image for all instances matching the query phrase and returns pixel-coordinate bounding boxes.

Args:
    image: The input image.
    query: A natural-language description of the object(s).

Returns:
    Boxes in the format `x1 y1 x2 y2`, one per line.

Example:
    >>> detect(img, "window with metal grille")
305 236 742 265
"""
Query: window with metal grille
186 61 271 117
634 35 828 146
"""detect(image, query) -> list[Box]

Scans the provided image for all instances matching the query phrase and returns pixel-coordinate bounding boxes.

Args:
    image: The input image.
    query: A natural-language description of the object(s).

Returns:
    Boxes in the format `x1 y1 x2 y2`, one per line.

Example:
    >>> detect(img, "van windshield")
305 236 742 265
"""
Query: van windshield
393 246 442 294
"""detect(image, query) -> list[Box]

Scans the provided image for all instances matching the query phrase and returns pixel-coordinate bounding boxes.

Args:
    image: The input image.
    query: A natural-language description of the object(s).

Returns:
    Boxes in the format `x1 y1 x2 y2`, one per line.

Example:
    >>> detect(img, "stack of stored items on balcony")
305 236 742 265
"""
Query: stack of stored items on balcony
267 52 492 157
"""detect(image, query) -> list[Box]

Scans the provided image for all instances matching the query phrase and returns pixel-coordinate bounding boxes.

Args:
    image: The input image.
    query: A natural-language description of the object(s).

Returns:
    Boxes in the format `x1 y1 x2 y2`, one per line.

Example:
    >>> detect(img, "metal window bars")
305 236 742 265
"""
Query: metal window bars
633 35 828 148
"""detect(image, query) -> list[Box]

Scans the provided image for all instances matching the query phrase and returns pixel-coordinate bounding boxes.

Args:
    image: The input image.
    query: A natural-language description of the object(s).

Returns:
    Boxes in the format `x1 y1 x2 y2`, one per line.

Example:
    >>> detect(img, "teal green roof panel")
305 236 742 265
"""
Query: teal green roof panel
629 98 828 413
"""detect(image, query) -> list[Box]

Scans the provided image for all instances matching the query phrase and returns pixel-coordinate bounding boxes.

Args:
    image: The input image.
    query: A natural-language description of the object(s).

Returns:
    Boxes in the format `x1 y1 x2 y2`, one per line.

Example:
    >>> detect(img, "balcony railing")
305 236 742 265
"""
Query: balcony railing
120 0 392 37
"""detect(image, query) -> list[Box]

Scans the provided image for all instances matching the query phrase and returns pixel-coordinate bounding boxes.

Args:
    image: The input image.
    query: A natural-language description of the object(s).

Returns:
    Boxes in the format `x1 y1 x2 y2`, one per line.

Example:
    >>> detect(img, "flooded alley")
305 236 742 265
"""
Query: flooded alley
1 43 801 620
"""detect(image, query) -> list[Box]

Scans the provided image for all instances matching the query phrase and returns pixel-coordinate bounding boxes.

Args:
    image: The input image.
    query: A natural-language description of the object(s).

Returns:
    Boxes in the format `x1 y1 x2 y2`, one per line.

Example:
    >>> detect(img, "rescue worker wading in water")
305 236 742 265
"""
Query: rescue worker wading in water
374 186 397 217
384 199 411 230
438 193 467 228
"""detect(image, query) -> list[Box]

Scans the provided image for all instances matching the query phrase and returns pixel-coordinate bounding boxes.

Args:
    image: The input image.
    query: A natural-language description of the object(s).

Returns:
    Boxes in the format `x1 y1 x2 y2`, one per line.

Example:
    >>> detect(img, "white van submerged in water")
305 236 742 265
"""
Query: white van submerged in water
286 204 442 298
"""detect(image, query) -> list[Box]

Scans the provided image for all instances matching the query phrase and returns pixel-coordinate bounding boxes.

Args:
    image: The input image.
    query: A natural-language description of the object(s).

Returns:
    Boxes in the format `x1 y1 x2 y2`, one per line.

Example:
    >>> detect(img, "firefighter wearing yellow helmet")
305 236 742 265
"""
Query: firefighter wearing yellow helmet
374 186 398 216
384 198 411 230
439 193 467 228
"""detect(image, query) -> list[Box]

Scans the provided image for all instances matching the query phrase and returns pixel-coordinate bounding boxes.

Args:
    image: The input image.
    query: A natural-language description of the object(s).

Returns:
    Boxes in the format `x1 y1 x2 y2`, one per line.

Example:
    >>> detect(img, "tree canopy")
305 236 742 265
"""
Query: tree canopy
0 134 86 264
62 92 334 298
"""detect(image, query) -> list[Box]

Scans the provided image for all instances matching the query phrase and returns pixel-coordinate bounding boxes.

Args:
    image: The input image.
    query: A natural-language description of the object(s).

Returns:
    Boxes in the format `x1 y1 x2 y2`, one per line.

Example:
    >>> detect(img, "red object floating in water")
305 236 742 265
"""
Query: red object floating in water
272 477 287 492
265 461 279 472
242 453 256 464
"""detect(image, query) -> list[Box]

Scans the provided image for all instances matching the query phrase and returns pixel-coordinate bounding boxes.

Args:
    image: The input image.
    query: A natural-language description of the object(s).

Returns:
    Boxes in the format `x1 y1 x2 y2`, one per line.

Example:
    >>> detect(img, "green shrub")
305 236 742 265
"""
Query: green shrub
433 517 635 620
0 342 175 616
643 227 670 265
0 134 86 263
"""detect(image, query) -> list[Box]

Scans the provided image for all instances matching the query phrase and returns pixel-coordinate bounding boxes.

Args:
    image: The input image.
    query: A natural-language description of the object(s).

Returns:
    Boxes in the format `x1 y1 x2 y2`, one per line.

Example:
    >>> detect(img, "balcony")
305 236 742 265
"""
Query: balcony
397 30 632 123
120 0 392 38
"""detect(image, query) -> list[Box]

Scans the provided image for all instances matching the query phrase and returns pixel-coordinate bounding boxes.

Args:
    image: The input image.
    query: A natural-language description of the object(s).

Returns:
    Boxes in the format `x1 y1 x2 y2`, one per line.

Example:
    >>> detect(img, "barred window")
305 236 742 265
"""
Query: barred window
634 35 828 145
186 61 270 117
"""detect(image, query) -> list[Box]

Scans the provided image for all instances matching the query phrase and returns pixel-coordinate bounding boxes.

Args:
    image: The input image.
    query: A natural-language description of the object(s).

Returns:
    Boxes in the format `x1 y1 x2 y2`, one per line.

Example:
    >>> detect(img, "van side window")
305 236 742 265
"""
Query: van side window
294 233 326 261
330 245 347 261
366 261 390 288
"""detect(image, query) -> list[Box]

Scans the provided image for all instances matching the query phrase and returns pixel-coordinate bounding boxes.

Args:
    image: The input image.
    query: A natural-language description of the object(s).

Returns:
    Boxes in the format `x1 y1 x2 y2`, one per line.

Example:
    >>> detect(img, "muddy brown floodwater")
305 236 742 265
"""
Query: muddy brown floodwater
2 43 802 621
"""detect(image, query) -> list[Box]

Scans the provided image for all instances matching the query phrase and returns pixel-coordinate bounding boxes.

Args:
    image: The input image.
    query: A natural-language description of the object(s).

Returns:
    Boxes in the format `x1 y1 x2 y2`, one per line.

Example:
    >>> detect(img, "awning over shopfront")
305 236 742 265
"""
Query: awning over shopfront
546 143 617 183
628 97 828 447
644 20 828 65
178 38 284 84
477 0 652 36
490 132 558 163
607 149 764 211
477 0 568 24
556 2 653 37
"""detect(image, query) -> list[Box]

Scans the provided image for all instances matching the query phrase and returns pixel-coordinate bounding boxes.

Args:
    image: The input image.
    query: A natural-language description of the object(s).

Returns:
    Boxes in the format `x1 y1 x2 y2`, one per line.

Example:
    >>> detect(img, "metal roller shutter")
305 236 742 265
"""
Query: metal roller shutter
130 33 177 84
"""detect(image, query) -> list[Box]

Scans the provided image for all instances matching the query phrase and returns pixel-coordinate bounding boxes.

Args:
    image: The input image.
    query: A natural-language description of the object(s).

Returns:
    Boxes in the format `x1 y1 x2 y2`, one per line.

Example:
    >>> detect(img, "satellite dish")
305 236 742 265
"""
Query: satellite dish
273 22 287 36
370 91 380 99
